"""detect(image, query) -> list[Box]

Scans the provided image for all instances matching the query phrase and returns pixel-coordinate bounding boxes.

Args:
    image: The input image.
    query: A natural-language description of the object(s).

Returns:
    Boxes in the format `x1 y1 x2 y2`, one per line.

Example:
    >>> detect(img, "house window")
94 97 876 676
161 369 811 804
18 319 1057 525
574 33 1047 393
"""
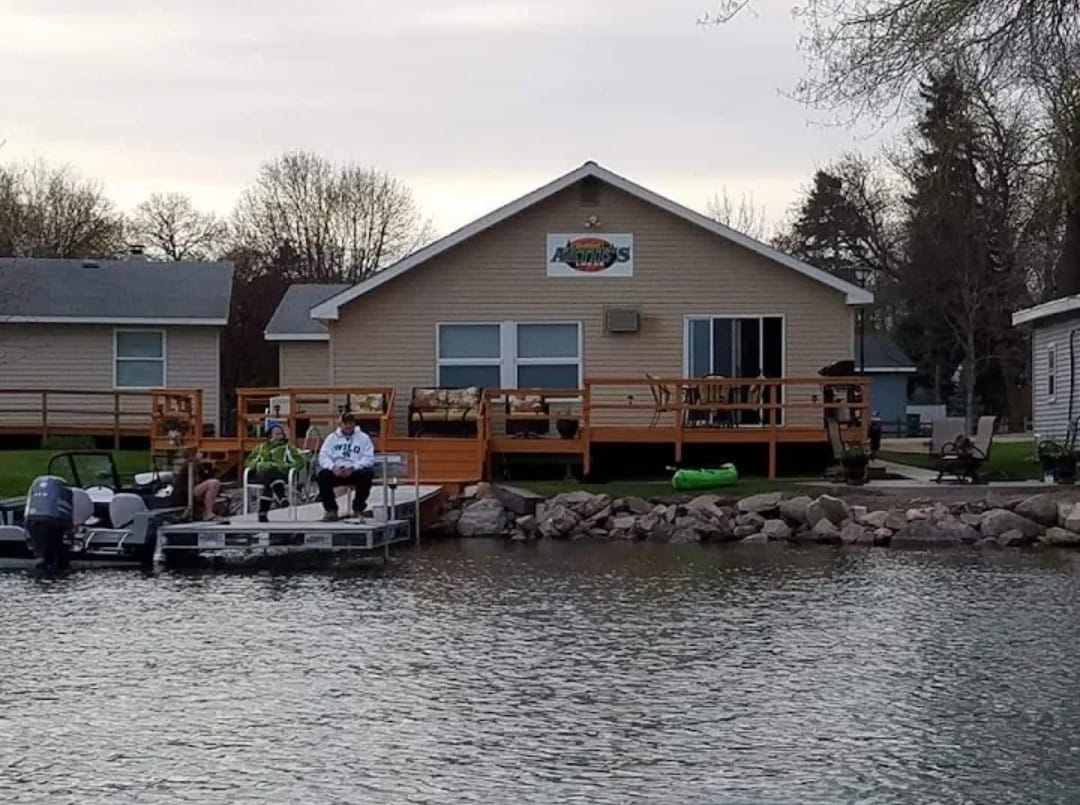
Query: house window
437 324 501 388
114 330 165 388
1048 344 1057 400
516 323 581 388
686 316 783 378
436 322 582 389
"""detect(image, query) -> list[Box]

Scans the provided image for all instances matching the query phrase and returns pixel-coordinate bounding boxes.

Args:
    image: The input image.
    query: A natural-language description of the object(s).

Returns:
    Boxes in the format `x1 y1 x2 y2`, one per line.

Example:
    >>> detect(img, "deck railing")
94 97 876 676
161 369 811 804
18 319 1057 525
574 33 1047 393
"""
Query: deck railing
234 386 396 451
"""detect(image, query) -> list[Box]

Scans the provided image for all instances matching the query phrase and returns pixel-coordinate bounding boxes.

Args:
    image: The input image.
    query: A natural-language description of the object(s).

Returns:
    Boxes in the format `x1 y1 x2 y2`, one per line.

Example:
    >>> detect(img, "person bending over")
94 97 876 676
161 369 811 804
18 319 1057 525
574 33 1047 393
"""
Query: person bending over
245 424 308 523
317 413 375 521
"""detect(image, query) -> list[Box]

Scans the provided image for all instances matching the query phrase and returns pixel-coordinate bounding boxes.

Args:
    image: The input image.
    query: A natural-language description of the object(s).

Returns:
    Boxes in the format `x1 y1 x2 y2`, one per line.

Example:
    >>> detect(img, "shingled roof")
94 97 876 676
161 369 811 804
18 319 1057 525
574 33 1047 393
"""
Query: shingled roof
0 258 233 324
264 283 351 340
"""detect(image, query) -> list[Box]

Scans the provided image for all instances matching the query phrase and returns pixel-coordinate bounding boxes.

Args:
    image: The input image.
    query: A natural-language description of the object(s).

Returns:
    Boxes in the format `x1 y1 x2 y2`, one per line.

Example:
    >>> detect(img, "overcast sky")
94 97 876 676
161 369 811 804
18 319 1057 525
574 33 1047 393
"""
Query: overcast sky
2 0 894 237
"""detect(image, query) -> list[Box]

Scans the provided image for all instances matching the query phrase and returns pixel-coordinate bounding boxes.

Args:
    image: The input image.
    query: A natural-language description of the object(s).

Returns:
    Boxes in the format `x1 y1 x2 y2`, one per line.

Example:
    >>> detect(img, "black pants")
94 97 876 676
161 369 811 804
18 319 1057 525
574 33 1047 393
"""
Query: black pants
254 468 288 514
317 467 374 513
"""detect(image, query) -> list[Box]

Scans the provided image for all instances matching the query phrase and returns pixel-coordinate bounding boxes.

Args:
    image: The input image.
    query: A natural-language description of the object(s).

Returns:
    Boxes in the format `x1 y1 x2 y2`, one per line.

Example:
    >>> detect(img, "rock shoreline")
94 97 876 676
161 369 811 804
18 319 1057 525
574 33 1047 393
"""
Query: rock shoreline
439 488 1080 550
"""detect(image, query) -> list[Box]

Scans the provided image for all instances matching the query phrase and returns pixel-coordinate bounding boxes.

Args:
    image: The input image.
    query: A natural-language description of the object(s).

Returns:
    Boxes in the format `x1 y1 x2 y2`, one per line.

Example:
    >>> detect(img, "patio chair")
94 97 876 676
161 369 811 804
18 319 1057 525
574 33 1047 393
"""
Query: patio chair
936 415 997 484
928 416 971 483
645 373 673 428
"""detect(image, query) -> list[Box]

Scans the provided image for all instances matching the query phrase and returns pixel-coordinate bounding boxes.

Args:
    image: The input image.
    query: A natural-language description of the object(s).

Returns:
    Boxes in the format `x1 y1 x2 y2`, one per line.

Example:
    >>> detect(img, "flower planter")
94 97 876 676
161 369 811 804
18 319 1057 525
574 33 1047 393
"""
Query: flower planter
842 455 869 485
555 418 579 439
1053 454 1077 485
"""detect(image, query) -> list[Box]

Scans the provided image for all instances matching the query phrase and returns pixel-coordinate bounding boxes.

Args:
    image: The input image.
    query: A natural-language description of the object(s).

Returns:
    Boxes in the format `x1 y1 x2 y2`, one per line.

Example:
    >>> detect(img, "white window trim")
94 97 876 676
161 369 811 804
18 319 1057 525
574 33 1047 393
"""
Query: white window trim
113 328 167 390
436 321 583 391
1047 342 1057 403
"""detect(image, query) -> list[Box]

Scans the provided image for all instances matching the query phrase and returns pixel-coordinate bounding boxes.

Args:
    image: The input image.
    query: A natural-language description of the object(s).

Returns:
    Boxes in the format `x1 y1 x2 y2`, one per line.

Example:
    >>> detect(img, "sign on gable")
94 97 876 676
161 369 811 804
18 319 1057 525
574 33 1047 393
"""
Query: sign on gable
546 233 633 278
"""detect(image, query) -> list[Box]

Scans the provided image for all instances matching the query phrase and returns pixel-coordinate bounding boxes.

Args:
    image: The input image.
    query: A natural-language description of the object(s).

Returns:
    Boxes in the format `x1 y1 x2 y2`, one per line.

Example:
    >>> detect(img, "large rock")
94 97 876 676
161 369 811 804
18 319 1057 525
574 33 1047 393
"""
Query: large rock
761 519 792 541
1015 494 1060 527
1065 506 1080 535
686 495 728 522
857 510 888 529
610 514 637 532
1041 527 1080 547
883 510 908 532
872 528 893 546
779 495 812 525
891 519 962 549
735 512 766 530
515 514 539 538
1058 502 1076 528
981 509 1042 540
807 495 849 528
549 491 596 512
936 518 980 545
622 496 654 516
741 532 770 544
810 518 841 544
975 537 1002 550
669 528 702 544
840 523 872 545
435 508 462 536
737 492 783 514
538 503 581 539
456 498 510 537
960 513 984 528
733 524 759 539
491 484 545 515
998 528 1034 548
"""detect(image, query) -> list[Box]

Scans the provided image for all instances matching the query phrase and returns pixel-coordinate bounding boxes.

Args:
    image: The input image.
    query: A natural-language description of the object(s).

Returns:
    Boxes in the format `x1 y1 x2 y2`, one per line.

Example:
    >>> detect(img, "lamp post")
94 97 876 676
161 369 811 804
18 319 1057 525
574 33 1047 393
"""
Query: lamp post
853 267 870 375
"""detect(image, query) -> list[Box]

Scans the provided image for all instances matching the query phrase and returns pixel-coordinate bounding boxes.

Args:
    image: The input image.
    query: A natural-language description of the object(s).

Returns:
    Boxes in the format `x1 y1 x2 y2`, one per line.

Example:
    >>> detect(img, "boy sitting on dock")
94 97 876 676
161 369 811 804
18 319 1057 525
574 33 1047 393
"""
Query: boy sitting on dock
317 412 375 521
245 424 309 523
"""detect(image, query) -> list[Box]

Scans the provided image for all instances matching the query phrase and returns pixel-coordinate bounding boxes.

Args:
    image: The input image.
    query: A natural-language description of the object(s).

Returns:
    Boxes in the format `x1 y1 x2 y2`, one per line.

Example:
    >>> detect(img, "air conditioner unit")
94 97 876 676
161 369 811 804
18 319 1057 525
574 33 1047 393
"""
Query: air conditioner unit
604 307 640 333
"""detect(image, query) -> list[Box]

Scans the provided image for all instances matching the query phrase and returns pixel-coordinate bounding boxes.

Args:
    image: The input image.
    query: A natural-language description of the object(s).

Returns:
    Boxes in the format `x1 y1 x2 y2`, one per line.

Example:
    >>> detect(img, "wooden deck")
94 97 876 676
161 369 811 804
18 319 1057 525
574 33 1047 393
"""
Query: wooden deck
2 378 870 483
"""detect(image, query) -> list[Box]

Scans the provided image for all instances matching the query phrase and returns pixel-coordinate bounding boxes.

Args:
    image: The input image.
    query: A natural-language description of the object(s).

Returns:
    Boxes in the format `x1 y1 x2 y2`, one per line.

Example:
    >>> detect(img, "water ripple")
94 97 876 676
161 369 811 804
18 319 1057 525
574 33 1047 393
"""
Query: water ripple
3 542 1080 803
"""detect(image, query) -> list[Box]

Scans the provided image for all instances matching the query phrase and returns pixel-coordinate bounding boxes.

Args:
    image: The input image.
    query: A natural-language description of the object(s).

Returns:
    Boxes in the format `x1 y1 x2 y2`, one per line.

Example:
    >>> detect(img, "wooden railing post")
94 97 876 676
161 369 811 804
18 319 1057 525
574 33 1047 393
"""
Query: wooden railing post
113 391 120 450
767 381 778 480
40 391 48 442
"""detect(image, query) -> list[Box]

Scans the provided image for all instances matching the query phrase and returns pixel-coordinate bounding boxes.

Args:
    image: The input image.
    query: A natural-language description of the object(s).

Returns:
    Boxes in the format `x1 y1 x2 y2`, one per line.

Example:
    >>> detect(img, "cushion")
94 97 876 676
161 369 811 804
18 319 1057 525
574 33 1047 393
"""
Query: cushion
349 392 385 414
410 408 479 422
509 394 544 413
411 388 442 409
445 387 480 407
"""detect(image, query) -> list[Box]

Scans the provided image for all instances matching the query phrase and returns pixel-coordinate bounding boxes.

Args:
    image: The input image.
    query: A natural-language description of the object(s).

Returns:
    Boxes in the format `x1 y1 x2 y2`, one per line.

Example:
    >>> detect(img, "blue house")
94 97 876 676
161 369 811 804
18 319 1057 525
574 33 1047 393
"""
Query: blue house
856 334 917 435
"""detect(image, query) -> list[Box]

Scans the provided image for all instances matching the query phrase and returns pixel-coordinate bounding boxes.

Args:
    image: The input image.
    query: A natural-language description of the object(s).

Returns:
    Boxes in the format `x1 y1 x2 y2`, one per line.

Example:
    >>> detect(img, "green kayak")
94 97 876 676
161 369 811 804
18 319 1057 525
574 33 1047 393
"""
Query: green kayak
671 464 739 491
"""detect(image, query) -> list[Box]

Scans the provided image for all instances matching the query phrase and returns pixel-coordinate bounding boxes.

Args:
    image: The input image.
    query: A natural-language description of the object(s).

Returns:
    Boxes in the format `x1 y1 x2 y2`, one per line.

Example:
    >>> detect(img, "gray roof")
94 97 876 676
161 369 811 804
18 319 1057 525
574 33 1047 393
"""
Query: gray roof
0 258 233 323
856 334 916 371
265 283 351 339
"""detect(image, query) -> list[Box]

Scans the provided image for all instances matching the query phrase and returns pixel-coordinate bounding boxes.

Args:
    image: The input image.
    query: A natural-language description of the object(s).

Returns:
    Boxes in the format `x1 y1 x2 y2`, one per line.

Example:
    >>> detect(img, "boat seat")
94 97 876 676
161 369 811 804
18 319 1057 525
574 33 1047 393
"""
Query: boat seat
109 493 147 530
71 488 94 527
0 525 30 543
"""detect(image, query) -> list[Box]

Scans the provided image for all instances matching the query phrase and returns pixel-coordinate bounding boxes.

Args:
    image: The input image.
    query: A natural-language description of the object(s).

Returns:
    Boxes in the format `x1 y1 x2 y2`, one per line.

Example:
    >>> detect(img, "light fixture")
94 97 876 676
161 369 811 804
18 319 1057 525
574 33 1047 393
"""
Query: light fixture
584 214 600 229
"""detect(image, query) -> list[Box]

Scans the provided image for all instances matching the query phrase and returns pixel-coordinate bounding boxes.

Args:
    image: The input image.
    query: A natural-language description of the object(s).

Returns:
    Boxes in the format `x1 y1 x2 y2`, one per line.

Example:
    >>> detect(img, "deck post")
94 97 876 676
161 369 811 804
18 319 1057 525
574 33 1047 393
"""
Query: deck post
113 392 120 450
40 391 48 442
767 381 778 480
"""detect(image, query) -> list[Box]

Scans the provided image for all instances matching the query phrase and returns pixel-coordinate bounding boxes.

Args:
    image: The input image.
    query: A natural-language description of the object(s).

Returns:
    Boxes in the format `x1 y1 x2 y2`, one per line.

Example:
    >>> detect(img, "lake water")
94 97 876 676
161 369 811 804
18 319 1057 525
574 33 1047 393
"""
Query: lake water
4 541 1080 803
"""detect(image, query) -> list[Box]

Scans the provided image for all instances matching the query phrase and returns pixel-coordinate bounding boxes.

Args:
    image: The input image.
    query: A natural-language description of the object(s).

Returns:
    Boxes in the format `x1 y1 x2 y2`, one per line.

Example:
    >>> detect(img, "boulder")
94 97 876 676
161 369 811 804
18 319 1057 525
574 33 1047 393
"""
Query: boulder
981 509 1042 540
975 536 1002 550
514 514 539 538
622 496 653 516
538 504 581 539
998 528 1034 548
435 508 462 536
857 510 888 529
872 528 893 546
610 514 637 532
779 495 812 525
810 518 841 544
936 518 980 545
737 492 783 514
741 532 770 544
850 505 868 522
807 495 848 528
1058 502 1077 528
735 512 766 530
577 494 613 520
891 519 962 549
1065 507 1080 535
549 490 596 512
732 524 759 539
587 528 610 540
761 519 792 541
687 496 728 522
509 530 528 541
883 510 908 532
491 484 545 515
456 498 510 538
687 493 721 510
906 508 929 522
1040 527 1080 547
1015 494 1060 527
960 513 984 528
840 523 872 544
669 528 701 544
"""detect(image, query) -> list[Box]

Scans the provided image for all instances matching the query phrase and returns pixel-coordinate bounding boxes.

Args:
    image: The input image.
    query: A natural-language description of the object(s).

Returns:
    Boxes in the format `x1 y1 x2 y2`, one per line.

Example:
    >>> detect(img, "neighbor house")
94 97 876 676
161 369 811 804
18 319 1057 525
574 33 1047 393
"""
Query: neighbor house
302 161 873 437
1012 295 1080 442
855 334 917 435
0 257 232 436
264 283 349 387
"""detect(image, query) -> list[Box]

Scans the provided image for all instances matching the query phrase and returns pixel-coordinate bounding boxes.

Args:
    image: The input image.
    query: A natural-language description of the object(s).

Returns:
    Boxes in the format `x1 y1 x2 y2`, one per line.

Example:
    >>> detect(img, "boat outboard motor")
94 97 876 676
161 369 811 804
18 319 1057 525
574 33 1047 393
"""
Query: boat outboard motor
24 475 74 572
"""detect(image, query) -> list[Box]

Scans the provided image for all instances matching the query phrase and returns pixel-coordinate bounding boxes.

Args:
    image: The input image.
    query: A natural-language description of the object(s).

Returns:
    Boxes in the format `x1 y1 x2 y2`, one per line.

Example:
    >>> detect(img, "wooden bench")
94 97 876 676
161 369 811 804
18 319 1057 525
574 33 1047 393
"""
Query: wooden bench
408 386 482 437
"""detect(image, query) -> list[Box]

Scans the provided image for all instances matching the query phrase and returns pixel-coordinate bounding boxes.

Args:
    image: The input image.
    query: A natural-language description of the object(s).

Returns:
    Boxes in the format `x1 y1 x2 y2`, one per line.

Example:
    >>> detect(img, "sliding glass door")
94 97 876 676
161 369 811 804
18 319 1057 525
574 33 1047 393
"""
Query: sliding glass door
686 316 783 424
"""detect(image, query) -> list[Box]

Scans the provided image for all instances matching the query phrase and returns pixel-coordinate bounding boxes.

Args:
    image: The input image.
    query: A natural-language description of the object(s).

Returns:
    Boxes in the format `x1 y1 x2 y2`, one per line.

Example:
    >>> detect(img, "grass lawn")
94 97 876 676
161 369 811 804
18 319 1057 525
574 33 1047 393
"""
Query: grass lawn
519 477 818 501
877 440 1040 480
0 450 150 498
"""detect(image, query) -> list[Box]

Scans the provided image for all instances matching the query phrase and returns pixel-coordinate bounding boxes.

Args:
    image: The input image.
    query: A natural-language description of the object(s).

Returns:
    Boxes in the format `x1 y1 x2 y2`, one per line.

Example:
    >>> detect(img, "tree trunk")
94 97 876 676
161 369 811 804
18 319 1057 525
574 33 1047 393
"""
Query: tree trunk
1058 196 1080 297
965 330 977 433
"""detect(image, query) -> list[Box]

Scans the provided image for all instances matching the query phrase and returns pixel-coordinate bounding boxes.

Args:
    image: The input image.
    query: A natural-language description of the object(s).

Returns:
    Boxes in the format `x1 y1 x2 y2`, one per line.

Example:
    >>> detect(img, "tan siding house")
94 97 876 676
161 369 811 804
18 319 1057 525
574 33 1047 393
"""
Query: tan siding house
278 341 332 387
307 162 870 433
0 258 231 435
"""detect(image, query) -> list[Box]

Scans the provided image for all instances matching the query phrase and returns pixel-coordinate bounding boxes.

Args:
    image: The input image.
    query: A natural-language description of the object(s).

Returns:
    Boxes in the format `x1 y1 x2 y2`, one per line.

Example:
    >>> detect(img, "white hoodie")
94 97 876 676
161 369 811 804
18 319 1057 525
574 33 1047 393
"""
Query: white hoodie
318 428 375 471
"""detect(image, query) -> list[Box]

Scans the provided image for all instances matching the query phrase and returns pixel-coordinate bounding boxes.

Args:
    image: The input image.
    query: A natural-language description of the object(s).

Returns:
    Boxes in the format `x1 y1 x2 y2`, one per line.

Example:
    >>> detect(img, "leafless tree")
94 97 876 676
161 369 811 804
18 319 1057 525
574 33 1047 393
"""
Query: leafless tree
127 192 227 261
0 158 123 258
705 186 771 240
231 151 435 283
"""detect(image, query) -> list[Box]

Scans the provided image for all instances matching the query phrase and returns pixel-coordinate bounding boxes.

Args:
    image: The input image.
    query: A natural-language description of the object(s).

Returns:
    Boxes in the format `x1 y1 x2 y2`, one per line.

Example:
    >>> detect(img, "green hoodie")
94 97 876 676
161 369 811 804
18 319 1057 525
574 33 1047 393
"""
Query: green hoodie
245 439 308 474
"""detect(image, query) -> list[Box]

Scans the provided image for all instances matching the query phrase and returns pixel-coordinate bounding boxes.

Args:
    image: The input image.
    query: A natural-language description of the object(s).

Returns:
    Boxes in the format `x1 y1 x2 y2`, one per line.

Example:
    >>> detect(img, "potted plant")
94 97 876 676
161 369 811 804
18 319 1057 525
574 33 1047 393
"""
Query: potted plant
555 409 579 439
1038 440 1076 484
841 443 870 485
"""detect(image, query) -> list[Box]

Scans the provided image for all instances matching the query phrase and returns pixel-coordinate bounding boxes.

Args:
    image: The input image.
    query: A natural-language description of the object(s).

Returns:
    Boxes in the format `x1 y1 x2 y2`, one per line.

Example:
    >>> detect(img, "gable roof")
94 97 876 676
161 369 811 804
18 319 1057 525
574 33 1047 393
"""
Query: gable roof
1012 295 1080 327
855 334 916 373
265 283 351 341
310 161 874 321
0 258 232 324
